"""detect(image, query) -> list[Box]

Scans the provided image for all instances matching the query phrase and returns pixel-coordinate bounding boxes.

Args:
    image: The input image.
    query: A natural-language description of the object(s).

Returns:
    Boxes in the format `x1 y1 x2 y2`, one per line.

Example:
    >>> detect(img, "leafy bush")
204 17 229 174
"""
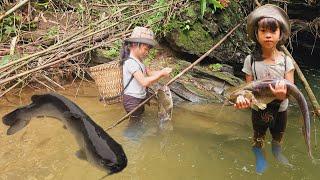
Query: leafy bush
200 0 224 19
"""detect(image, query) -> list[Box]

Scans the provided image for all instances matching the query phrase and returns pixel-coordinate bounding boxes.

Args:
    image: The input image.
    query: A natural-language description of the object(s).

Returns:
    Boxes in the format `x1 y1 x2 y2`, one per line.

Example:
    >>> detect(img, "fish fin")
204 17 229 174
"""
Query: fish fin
75 149 87 161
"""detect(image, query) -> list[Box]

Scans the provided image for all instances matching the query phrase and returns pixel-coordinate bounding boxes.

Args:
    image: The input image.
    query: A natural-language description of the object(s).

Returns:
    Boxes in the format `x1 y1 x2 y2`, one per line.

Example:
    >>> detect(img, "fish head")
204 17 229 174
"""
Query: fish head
99 156 127 175
2 107 31 135
225 89 255 104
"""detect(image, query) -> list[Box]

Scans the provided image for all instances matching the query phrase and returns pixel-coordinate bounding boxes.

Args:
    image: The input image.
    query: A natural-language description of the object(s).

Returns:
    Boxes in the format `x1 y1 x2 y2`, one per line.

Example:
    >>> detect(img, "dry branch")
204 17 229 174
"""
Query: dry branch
0 0 29 21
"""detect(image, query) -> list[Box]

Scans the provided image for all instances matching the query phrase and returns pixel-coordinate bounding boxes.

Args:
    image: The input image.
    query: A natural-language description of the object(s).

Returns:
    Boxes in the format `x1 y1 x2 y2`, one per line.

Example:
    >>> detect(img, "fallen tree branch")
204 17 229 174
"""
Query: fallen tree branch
0 0 29 22
0 4 166 71
0 31 131 86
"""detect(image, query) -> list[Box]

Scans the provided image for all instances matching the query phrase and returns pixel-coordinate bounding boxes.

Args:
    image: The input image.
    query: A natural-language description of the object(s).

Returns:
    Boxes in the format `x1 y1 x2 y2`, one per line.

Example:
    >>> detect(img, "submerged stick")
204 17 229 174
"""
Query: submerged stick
105 21 245 131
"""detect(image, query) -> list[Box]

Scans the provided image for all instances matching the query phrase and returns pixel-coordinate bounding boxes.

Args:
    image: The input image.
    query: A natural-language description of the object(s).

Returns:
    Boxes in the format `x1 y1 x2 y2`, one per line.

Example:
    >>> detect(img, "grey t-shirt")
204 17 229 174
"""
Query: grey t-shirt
242 53 295 112
123 57 146 99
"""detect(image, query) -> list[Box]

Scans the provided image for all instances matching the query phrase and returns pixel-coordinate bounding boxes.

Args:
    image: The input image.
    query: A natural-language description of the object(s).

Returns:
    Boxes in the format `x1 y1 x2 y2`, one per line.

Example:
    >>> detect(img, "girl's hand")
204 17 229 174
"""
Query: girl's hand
161 67 172 77
234 95 251 109
269 80 287 100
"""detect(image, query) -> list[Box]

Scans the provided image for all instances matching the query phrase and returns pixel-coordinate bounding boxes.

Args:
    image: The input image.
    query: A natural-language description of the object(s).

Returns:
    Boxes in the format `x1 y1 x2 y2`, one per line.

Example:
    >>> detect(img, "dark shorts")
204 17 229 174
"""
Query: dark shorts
251 100 287 148
123 94 145 117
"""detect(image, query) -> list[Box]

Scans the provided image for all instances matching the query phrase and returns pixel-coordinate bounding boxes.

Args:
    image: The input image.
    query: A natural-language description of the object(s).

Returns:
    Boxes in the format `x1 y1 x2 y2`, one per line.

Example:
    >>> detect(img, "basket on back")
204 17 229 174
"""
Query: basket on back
89 60 123 104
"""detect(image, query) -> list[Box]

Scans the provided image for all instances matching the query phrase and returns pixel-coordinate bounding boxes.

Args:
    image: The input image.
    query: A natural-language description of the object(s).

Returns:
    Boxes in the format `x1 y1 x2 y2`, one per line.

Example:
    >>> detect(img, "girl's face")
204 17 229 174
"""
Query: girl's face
137 43 152 60
130 43 152 60
256 18 281 50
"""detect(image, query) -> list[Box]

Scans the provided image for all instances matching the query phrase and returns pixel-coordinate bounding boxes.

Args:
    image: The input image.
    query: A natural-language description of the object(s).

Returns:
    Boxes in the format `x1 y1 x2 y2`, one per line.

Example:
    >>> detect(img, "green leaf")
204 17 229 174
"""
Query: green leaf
200 0 207 19
208 0 224 9
0 55 11 67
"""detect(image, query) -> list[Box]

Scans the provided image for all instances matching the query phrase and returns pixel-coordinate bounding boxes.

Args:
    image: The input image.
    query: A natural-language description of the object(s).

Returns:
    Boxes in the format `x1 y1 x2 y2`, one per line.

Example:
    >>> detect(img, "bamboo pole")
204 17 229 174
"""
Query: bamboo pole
105 21 245 131
53 6 128 47
0 31 131 86
0 5 167 71
0 0 29 22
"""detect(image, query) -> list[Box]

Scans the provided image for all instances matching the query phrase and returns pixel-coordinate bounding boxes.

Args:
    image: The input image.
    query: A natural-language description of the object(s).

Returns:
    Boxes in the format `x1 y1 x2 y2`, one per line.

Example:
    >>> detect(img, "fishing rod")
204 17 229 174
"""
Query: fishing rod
105 20 245 131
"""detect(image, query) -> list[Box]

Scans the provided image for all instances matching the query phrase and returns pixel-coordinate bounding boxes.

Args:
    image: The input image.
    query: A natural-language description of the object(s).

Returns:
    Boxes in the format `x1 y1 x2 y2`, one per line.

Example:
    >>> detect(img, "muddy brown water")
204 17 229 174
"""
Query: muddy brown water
0 81 319 180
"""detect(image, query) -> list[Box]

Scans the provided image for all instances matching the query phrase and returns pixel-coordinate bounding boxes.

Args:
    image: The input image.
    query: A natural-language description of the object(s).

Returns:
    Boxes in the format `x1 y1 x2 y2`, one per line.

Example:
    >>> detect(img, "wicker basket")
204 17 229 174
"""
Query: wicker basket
89 60 123 104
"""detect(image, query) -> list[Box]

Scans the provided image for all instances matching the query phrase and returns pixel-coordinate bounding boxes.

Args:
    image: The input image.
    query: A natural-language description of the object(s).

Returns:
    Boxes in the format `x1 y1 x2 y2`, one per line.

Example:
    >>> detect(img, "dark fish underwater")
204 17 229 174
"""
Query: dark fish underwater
226 79 313 160
2 93 127 175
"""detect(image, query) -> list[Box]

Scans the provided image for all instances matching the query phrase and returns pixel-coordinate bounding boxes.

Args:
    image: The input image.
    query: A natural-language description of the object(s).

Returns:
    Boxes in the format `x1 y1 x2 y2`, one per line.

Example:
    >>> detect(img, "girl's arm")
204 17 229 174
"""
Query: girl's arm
132 68 172 87
146 68 159 76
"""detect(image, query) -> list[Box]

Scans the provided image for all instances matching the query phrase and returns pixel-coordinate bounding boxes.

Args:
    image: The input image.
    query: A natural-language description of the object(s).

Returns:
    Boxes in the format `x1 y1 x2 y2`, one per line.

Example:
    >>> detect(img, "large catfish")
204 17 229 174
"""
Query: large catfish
2 93 127 175
157 86 173 130
226 79 313 159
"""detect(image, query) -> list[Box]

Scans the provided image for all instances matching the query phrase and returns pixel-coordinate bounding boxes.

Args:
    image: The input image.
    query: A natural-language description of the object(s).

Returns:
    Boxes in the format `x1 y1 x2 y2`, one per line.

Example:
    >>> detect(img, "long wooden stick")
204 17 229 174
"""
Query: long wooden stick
105 21 245 131
0 0 29 22
281 46 320 115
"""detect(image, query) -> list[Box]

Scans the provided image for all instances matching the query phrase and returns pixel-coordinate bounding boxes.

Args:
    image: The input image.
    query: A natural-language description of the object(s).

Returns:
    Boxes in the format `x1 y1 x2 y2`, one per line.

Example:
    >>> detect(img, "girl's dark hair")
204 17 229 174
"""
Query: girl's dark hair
120 42 130 65
252 17 284 61
119 42 142 65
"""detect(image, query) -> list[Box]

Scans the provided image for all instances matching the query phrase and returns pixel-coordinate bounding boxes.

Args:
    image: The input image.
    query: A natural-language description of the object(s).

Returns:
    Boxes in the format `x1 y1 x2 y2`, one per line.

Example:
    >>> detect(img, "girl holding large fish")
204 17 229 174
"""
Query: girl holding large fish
234 4 295 174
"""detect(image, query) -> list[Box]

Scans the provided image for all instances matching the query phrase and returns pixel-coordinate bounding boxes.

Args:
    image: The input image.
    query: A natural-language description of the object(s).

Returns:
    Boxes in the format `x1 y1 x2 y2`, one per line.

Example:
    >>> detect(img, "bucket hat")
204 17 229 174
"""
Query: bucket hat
124 26 157 47
247 4 290 45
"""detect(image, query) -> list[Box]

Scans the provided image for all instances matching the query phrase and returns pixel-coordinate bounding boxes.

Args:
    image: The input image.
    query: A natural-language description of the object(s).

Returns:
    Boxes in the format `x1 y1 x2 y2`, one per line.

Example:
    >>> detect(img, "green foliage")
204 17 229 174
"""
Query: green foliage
144 48 158 66
76 3 86 14
34 1 50 9
146 0 168 36
0 55 11 67
103 40 122 60
209 63 223 71
0 15 21 41
0 13 37 41
44 26 59 40
200 0 224 19
172 64 181 77
0 54 19 67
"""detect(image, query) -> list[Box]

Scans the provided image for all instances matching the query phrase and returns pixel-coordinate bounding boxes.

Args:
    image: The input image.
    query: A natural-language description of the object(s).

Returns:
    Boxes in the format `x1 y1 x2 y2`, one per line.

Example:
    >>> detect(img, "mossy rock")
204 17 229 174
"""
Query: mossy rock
165 1 251 64
166 22 214 56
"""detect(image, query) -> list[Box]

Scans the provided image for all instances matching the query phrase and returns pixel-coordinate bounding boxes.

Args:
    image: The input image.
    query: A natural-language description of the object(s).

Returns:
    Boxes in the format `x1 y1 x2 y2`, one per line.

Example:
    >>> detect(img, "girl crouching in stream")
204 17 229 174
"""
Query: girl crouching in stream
234 4 295 174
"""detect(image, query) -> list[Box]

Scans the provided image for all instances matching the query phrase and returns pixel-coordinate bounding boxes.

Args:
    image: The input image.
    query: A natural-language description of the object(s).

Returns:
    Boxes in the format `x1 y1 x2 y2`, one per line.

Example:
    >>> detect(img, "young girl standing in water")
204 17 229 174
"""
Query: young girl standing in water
235 4 295 174
121 27 172 121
